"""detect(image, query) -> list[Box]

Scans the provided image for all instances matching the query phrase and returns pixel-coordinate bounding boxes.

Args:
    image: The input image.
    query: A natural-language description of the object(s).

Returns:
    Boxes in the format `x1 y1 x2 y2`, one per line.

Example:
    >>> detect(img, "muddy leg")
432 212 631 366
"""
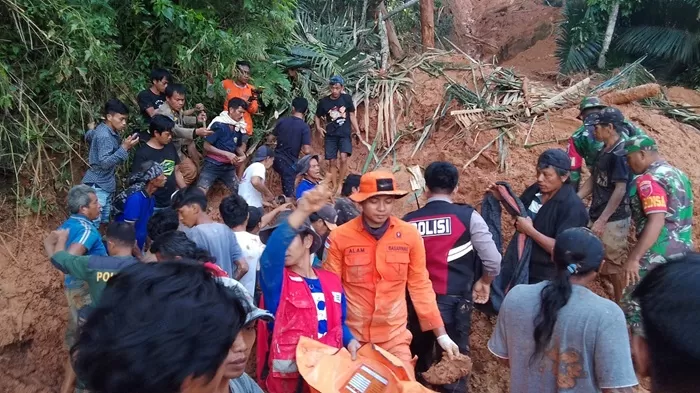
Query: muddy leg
59 360 76 393
338 153 349 195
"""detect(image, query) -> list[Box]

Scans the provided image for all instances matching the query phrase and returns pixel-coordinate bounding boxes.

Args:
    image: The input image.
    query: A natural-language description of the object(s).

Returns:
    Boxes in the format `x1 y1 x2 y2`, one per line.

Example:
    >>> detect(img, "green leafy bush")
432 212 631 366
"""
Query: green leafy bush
0 0 296 202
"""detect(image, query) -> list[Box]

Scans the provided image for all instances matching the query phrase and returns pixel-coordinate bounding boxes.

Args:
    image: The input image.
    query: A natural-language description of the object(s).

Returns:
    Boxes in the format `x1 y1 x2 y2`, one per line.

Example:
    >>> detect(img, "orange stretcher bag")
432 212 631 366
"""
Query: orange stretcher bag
296 337 436 393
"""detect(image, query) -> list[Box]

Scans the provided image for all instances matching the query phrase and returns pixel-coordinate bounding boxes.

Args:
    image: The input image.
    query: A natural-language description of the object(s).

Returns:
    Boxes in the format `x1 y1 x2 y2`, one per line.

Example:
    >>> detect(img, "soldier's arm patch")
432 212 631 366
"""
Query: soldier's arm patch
636 175 667 214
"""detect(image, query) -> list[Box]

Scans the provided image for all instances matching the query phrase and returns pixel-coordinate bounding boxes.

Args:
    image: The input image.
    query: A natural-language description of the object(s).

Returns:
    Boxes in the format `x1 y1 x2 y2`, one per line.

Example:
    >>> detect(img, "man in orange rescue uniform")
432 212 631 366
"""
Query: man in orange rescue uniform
323 171 459 376
222 61 258 148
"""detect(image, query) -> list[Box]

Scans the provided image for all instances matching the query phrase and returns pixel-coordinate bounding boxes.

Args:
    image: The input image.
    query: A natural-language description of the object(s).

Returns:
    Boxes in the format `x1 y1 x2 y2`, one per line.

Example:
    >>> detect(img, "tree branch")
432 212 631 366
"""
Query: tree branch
382 0 420 21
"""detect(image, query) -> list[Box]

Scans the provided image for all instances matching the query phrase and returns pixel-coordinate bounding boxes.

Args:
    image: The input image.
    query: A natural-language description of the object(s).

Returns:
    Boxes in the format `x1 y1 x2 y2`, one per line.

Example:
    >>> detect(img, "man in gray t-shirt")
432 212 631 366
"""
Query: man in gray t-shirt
172 187 246 279
488 282 637 393
185 222 244 278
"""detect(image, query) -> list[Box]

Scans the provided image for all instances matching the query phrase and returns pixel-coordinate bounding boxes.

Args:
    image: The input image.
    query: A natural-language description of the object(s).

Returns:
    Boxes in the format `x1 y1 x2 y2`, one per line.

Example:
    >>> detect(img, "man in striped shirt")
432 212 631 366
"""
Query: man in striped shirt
404 162 502 393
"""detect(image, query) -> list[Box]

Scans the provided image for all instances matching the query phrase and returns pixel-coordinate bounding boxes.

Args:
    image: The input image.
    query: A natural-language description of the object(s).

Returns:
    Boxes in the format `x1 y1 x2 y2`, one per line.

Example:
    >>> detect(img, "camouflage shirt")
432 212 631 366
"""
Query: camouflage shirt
571 121 646 168
568 121 646 185
629 160 694 268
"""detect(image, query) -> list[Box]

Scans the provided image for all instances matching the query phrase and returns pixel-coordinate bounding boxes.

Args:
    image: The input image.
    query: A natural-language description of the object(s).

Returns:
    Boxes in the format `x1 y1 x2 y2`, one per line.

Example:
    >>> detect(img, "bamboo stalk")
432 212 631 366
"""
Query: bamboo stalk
364 78 369 141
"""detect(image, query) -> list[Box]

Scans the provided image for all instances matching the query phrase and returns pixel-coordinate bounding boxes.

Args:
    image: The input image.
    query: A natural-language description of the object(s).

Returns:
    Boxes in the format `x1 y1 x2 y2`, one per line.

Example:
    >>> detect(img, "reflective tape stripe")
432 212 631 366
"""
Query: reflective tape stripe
448 241 472 257
272 359 298 373
447 244 473 262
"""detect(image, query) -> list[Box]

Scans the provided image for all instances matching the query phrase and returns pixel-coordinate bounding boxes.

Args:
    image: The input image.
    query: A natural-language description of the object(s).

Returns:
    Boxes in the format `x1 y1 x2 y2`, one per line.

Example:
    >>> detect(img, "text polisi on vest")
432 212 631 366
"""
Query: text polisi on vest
411 217 452 237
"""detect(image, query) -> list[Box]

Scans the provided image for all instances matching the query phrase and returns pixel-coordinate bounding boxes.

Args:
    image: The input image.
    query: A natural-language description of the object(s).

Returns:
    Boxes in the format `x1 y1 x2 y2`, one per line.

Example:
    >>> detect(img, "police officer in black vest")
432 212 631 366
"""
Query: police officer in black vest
404 161 502 392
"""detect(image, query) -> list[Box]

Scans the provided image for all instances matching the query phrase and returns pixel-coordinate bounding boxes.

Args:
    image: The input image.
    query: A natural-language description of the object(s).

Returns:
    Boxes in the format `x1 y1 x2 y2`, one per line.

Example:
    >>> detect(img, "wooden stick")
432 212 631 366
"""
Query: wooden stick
524 137 568 149
382 0 420 21
463 130 507 169
523 115 538 147
462 32 498 49
444 37 479 64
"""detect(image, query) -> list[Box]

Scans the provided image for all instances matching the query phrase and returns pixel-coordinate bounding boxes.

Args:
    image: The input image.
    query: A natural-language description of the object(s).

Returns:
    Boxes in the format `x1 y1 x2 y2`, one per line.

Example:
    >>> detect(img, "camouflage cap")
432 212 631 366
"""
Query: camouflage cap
579 96 605 111
624 135 658 153
578 96 606 119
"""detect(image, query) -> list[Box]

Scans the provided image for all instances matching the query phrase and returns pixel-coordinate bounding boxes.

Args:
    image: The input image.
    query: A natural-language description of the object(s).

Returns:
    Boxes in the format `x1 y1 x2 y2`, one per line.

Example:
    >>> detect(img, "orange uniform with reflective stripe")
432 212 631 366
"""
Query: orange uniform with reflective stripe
323 216 444 360
222 80 258 136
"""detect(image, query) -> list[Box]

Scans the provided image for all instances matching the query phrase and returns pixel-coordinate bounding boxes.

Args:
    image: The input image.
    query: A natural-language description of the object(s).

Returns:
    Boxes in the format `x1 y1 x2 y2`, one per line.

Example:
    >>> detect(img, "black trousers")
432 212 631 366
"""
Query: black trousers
273 158 296 198
408 294 473 393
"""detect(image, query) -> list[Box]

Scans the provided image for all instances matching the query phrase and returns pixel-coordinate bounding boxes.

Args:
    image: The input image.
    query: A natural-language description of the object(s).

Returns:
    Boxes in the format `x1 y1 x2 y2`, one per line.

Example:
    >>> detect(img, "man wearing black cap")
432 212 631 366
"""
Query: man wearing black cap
578 107 632 302
238 146 275 209
315 75 361 194
273 97 313 198
488 149 589 283
569 98 646 191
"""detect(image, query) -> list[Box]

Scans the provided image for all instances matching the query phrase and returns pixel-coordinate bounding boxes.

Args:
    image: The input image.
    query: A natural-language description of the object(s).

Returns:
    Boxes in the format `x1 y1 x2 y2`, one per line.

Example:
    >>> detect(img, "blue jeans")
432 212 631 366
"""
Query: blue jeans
197 160 239 193
86 185 113 225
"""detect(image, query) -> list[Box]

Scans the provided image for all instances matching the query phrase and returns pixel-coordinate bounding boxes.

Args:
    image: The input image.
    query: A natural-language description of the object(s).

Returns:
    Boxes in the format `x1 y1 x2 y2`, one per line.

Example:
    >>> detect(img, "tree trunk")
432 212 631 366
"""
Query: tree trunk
597 0 620 69
377 2 404 59
420 0 435 50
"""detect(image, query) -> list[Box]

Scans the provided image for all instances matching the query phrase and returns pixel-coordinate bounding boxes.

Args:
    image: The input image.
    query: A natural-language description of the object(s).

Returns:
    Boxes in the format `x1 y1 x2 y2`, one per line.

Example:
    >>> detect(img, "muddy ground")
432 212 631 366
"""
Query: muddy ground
2 4 700 392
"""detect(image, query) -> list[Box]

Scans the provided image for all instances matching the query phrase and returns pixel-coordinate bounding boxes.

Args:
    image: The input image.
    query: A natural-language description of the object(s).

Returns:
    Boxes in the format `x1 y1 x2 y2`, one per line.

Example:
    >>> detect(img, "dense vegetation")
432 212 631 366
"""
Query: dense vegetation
556 0 700 82
0 0 390 213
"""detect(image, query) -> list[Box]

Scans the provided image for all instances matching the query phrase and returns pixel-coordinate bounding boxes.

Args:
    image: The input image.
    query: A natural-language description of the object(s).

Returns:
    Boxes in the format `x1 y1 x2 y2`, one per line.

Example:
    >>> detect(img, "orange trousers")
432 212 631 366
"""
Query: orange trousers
362 328 417 378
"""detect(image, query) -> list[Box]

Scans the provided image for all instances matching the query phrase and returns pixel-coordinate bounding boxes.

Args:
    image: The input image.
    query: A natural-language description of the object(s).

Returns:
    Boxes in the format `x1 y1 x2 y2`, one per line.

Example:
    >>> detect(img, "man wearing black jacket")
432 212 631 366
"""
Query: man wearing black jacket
488 149 589 283
404 161 501 393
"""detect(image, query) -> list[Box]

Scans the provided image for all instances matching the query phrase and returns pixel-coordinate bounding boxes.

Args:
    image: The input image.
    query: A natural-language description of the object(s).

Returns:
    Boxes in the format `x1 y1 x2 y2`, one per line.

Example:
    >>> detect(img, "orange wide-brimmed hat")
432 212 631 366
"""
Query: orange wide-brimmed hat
350 171 409 203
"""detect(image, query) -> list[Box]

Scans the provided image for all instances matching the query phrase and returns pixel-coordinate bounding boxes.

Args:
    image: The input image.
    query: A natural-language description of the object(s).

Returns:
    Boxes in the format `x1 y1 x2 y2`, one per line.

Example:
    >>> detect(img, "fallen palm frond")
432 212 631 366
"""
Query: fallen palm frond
646 99 700 131
591 56 653 93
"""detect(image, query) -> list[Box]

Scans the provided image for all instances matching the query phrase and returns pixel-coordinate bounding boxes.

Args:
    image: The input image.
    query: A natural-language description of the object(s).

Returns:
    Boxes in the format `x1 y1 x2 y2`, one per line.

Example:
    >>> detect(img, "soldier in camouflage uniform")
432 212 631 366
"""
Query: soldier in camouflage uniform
568 98 646 190
621 135 694 335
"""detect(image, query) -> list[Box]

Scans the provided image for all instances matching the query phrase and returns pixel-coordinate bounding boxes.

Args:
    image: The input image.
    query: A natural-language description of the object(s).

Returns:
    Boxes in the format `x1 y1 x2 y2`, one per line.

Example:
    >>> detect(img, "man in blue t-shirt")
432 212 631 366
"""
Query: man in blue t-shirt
273 97 312 197
198 97 247 194
314 76 361 194
55 184 107 393
295 154 322 200
115 161 166 251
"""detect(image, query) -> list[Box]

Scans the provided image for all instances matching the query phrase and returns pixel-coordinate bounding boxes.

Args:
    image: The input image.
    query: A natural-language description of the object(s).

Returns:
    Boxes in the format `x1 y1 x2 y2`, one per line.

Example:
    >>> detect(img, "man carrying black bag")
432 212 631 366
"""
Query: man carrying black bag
404 161 501 392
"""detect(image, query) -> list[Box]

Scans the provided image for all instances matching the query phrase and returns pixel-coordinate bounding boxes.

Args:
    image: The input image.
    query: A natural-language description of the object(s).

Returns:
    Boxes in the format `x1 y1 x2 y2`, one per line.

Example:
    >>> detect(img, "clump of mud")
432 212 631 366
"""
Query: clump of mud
422 352 473 385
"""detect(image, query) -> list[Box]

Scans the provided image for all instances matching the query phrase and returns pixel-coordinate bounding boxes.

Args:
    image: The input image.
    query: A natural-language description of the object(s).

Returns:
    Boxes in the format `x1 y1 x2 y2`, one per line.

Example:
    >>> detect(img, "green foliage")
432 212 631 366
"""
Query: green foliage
617 27 700 64
0 0 297 204
555 0 603 74
557 0 700 84
615 0 700 70
386 0 453 51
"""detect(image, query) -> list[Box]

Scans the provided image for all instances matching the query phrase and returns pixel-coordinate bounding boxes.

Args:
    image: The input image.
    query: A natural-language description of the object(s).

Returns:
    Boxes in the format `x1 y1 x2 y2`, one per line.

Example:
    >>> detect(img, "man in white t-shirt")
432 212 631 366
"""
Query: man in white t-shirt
220 193 266 295
238 146 275 208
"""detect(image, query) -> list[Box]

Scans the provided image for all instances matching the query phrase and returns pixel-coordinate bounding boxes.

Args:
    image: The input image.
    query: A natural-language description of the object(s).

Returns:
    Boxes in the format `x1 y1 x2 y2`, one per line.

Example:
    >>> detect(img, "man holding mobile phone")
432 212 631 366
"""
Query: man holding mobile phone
82 99 140 229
